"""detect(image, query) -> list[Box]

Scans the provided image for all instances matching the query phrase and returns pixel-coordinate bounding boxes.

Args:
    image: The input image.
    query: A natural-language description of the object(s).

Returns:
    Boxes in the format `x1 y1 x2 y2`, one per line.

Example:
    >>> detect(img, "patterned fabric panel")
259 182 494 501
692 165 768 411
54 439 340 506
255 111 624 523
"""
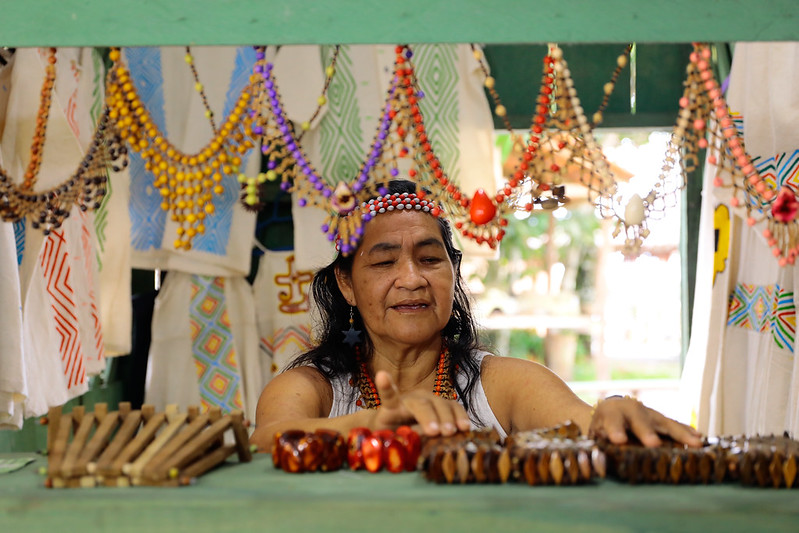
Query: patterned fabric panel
260 324 313 376
13 220 24 266
127 47 168 252
41 229 87 391
189 275 244 412
727 282 796 353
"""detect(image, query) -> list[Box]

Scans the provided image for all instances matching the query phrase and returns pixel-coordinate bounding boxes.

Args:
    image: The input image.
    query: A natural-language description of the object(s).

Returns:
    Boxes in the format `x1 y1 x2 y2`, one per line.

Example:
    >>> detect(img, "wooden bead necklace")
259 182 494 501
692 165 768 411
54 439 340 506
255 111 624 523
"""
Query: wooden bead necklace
350 345 457 409
105 47 257 250
0 48 124 233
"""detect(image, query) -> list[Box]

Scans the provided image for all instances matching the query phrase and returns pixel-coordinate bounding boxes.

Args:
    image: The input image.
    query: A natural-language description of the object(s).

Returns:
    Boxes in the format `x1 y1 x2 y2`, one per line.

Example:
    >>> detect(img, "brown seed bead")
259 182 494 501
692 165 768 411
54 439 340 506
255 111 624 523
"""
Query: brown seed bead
550 450 565 486
684 452 699 484
591 447 607 479
441 451 457 484
754 455 770 487
497 449 512 484
655 451 670 482
577 450 592 482
471 447 487 484
564 450 580 485
523 450 539 486
783 454 797 488
669 453 683 484
537 450 551 485
698 452 713 484
456 448 471 484
769 452 784 489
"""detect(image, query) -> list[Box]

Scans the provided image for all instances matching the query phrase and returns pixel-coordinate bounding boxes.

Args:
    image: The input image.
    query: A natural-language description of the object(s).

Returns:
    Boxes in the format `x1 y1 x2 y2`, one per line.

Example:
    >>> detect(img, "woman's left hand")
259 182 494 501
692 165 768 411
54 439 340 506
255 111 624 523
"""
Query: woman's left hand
588 396 703 448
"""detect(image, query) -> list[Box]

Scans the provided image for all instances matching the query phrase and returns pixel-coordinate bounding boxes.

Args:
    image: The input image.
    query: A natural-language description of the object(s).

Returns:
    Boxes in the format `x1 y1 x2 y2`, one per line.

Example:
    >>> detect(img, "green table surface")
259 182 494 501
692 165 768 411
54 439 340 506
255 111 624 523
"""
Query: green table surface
1 453 798 533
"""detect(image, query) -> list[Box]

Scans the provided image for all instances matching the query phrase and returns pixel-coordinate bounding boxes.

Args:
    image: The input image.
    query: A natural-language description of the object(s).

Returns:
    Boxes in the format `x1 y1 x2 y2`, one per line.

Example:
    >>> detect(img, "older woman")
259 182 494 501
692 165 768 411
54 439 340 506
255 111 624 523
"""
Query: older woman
250 181 701 450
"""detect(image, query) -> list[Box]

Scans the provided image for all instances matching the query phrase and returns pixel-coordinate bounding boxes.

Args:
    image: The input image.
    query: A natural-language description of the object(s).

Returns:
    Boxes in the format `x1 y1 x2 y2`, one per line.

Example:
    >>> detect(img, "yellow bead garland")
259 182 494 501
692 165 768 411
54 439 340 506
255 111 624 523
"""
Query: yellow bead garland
105 47 256 250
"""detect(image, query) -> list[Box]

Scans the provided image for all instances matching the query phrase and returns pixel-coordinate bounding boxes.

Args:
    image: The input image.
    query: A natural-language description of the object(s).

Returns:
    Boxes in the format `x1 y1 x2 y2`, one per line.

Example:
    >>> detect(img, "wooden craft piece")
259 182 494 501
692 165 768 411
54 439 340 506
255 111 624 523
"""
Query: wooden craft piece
61 412 95 478
153 415 232 481
46 405 62 455
125 411 189 481
142 413 210 480
108 412 167 477
74 409 121 476
92 410 142 476
48 412 73 478
230 411 253 462
180 444 237 484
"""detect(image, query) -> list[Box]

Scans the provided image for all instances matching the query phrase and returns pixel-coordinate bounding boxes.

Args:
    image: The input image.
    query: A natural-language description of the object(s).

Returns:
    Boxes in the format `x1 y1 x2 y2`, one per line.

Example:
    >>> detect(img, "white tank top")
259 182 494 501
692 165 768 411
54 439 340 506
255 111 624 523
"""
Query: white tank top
327 350 507 439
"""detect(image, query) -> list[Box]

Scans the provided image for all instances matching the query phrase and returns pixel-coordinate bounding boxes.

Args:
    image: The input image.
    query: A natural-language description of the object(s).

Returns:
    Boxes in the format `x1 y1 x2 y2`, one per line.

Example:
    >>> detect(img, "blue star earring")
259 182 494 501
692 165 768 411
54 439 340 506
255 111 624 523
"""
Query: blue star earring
342 306 362 347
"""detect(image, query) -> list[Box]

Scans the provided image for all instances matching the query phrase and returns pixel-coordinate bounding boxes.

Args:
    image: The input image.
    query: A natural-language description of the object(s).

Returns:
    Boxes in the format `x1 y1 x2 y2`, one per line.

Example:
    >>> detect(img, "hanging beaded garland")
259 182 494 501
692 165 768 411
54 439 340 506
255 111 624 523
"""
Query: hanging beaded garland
681 43 798 267
0 48 124 233
239 46 340 211
105 47 257 251
254 44 518 254
473 44 632 214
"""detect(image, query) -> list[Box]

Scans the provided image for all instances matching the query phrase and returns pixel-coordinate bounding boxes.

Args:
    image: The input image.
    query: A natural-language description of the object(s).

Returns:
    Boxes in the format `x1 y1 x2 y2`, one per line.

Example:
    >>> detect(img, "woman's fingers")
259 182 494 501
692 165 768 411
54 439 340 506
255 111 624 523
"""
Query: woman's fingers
652 413 704 448
591 397 704 448
374 371 469 436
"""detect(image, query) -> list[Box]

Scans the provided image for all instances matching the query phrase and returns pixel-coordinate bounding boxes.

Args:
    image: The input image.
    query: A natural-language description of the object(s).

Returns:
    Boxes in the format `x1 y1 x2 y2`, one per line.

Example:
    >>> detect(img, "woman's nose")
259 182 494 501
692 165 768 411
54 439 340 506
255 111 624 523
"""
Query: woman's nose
395 258 426 288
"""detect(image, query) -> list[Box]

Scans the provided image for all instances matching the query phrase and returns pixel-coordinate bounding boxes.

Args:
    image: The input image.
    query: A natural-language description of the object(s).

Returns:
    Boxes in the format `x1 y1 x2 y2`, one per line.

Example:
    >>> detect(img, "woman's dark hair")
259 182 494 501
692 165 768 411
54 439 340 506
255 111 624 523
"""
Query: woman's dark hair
288 180 485 420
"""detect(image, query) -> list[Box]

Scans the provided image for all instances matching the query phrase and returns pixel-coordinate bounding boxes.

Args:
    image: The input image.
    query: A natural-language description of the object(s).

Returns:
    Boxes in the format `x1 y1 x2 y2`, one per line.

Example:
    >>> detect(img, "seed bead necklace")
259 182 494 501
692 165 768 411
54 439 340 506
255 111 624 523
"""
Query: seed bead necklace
350 345 457 409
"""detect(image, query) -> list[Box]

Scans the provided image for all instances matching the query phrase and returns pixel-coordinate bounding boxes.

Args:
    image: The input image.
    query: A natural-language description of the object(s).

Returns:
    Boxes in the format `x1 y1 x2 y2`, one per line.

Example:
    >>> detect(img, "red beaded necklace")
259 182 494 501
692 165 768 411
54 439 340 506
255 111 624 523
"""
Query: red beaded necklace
350 345 457 409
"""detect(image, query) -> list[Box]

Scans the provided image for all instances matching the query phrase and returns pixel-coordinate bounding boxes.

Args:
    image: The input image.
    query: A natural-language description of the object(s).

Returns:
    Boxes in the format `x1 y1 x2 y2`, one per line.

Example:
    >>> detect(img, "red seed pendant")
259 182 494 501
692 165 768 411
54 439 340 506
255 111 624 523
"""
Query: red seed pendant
469 189 496 225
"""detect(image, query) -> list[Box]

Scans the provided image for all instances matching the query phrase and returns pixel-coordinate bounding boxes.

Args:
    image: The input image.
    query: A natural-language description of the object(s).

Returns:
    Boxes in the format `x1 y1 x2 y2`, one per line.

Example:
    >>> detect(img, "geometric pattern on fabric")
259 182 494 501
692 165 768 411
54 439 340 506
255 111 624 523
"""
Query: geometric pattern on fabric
13 220 24 266
80 216 105 366
727 282 795 354
260 324 313 375
273 255 313 314
189 275 243 412
318 45 364 185
127 46 168 252
414 44 461 183
89 48 111 269
41 229 87 391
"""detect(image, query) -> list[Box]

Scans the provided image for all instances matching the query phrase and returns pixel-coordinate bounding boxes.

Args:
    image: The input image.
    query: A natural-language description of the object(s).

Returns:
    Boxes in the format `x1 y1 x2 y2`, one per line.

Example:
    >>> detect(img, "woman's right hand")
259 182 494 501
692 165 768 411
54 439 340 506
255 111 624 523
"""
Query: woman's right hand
371 370 472 437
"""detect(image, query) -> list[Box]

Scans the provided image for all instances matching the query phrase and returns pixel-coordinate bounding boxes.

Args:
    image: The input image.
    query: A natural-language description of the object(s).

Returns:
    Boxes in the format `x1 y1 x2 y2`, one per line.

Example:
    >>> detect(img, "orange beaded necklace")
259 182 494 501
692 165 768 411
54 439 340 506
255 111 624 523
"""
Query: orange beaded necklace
350 345 457 409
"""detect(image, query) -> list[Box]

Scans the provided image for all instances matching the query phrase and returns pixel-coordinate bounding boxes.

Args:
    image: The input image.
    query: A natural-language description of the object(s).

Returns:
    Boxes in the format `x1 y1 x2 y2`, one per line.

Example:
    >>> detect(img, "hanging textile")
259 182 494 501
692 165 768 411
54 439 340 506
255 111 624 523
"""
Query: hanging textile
272 44 497 271
682 42 799 437
252 251 314 387
0 48 108 419
0 221 26 429
136 46 262 419
144 272 261 422
125 46 259 276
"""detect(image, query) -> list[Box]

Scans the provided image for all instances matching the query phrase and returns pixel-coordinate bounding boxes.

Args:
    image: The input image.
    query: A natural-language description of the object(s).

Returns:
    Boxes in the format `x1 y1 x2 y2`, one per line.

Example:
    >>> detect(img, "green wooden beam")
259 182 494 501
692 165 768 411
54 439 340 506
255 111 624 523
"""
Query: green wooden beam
2 0 798 47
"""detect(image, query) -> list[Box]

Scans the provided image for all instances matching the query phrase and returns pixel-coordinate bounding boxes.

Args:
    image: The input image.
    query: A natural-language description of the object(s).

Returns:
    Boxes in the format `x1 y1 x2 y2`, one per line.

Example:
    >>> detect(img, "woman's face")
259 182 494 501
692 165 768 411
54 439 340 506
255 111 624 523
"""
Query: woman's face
336 210 456 350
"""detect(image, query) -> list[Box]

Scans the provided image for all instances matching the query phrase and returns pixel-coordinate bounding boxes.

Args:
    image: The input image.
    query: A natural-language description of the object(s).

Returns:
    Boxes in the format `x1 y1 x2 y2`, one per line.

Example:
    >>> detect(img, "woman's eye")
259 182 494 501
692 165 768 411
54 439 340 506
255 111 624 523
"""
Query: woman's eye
421 256 443 264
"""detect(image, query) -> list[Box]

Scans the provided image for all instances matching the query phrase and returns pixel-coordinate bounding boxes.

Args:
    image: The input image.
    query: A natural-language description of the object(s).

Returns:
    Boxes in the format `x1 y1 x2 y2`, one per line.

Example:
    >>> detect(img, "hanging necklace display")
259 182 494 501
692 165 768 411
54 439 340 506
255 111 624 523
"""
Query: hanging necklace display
471 43 653 258
681 43 795 267
105 47 256 251
510 44 668 259
254 44 517 254
240 46 340 211
0 48 123 234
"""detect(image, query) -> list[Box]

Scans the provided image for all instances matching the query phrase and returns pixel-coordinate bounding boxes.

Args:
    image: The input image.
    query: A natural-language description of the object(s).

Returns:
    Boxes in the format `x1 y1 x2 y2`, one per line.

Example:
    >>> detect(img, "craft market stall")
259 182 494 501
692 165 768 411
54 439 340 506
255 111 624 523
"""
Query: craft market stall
3 2 799 532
